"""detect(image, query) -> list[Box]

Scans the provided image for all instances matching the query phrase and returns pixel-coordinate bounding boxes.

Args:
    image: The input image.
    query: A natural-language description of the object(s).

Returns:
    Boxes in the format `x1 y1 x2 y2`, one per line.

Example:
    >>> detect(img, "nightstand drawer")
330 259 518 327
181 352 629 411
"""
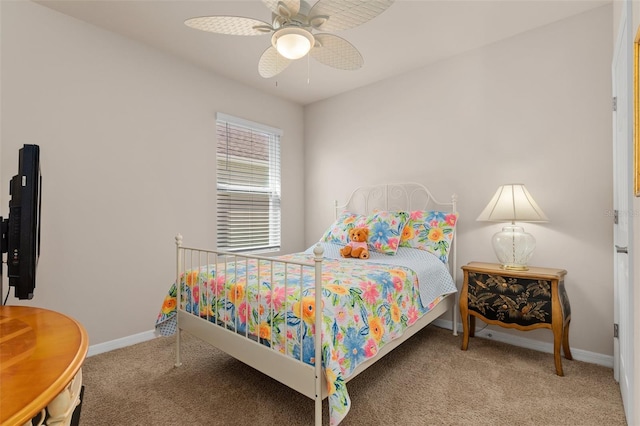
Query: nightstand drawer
467 270 553 327
470 294 551 326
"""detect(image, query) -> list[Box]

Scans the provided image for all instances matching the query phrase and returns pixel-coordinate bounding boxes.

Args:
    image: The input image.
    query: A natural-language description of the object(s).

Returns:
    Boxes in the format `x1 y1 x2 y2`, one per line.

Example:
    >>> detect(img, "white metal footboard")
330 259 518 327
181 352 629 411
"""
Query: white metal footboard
174 235 325 425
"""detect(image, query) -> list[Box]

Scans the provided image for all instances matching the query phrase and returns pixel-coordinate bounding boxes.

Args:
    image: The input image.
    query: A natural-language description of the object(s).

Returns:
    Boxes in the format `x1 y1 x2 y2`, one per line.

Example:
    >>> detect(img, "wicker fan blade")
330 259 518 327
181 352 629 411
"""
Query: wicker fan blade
259 46 292 78
310 33 363 70
185 16 272 36
262 0 301 19
308 0 394 32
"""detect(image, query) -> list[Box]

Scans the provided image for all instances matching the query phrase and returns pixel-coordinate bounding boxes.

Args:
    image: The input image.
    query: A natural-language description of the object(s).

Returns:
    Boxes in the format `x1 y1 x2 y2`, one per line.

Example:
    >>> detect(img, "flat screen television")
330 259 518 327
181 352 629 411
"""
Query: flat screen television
1 144 41 301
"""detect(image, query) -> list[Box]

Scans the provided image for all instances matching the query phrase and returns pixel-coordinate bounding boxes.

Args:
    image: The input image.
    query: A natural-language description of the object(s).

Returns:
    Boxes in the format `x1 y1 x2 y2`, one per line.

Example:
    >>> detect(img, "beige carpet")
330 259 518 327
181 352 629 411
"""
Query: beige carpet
79 325 626 426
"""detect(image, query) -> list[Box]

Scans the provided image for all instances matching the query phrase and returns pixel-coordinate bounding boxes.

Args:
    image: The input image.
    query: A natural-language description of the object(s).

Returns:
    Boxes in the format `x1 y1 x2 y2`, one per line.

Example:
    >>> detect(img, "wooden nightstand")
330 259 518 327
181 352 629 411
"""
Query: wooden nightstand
459 262 572 376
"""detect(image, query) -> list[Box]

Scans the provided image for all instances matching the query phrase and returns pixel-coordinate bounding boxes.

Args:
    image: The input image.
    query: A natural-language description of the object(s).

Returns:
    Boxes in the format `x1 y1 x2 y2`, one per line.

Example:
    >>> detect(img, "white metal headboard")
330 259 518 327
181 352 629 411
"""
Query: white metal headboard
335 182 457 217
334 182 458 281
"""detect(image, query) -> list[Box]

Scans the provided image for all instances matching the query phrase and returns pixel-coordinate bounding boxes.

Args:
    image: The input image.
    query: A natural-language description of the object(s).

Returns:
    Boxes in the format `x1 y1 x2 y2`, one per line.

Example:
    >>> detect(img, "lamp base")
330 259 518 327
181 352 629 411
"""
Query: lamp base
500 264 529 271
491 225 536 271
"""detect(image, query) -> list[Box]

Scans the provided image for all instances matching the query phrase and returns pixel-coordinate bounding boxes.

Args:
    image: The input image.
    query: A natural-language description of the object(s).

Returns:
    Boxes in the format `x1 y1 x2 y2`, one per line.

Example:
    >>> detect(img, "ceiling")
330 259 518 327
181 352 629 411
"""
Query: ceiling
36 0 610 105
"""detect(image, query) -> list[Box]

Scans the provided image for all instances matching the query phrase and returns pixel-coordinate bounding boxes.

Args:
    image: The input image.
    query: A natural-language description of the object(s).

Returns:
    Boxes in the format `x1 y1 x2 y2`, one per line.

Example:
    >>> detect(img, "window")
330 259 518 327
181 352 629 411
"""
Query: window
216 113 281 253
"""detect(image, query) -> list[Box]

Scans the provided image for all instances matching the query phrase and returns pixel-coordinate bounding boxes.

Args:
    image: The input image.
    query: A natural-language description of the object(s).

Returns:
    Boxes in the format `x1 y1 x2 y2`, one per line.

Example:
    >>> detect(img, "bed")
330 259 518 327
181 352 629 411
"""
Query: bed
155 182 459 425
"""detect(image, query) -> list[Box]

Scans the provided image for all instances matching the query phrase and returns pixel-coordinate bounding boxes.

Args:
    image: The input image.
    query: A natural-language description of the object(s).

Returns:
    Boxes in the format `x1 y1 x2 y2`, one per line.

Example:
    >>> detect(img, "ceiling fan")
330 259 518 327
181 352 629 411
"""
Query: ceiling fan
184 0 395 78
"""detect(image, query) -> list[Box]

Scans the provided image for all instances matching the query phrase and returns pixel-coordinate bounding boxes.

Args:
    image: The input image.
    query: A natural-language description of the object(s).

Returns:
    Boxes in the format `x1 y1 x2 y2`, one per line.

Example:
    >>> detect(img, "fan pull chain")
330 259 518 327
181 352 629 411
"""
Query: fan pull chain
307 53 310 85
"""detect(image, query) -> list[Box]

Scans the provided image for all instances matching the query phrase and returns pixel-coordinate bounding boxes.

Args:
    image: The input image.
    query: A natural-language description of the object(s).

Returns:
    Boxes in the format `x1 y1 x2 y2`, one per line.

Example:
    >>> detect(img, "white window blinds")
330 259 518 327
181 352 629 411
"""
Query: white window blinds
216 113 282 252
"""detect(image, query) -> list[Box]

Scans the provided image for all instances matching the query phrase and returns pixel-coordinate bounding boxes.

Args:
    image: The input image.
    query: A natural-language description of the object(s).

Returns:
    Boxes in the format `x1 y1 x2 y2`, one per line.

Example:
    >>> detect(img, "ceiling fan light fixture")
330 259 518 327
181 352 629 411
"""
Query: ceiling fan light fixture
271 27 315 60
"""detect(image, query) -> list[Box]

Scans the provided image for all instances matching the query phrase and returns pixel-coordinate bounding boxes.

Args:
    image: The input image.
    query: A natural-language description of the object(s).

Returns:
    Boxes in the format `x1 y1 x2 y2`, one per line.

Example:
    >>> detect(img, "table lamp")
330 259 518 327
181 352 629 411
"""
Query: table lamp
476 184 549 270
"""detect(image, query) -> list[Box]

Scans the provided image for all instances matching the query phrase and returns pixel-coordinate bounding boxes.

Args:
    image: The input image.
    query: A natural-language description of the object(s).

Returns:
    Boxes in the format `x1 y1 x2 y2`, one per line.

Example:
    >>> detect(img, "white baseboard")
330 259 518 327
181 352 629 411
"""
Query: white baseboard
87 329 158 357
432 318 614 369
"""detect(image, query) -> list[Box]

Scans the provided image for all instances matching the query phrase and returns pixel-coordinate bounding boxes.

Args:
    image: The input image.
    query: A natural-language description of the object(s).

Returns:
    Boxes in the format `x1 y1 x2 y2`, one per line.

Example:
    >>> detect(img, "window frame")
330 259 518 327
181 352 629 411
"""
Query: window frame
215 113 282 253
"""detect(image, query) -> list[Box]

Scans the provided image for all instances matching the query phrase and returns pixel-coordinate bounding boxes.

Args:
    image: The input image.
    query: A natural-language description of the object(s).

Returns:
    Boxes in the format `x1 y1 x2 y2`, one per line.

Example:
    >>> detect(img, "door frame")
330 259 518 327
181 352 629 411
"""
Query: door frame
612 1 634 423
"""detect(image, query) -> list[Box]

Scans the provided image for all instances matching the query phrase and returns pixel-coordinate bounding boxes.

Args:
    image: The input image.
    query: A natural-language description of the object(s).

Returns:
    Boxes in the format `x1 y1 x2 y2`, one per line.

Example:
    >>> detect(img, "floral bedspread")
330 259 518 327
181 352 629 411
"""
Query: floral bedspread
155 247 455 425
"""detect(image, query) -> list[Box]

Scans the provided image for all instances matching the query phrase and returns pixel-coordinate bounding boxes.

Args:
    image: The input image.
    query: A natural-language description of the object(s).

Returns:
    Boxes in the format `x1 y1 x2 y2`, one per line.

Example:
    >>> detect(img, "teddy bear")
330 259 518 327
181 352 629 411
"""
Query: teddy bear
340 227 370 259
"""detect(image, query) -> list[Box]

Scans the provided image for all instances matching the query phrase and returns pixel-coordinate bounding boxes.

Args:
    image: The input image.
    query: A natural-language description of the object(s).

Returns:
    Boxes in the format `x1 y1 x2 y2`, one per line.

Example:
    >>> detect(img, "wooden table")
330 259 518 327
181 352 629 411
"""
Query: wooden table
459 262 572 376
0 306 88 426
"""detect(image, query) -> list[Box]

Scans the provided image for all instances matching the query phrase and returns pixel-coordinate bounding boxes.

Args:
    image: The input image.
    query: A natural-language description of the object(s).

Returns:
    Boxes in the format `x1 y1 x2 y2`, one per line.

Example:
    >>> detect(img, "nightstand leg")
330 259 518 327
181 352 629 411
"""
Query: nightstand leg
461 320 469 350
553 338 564 376
460 312 470 350
551 317 566 376
460 274 470 350
551 279 564 376
563 320 573 360
460 316 475 351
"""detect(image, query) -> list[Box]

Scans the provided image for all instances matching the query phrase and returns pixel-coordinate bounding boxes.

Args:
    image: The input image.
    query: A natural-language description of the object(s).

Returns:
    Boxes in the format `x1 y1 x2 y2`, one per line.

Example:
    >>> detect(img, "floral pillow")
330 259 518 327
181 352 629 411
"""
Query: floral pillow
400 210 458 263
320 211 361 245
355 211 408 255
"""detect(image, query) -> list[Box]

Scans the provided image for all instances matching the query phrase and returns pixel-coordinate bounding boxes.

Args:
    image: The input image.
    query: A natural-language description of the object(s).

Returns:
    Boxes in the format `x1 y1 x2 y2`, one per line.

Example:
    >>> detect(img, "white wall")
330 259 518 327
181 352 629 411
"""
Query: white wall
304 5 614 357
0 0 618 361
0 1 305 345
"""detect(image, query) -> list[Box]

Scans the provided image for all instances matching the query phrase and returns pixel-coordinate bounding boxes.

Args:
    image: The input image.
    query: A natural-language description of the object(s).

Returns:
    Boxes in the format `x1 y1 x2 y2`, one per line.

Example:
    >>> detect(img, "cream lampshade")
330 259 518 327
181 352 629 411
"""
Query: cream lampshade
476 184 549 270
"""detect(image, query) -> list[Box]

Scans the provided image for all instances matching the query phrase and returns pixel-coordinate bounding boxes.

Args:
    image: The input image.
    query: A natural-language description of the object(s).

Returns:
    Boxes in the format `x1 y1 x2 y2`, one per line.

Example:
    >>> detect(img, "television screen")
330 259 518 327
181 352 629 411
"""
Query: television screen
1 144 41 301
